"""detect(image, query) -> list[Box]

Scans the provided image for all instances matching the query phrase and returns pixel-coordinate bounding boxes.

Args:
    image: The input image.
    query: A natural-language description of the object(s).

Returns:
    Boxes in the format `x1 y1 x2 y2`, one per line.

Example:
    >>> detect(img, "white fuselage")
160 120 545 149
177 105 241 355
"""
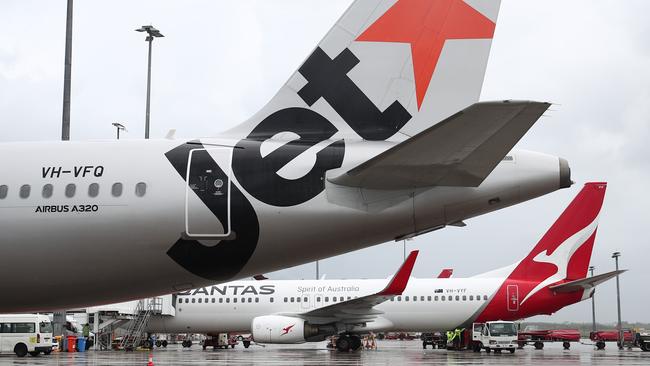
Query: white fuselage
148 277 505 334
0 138 563 312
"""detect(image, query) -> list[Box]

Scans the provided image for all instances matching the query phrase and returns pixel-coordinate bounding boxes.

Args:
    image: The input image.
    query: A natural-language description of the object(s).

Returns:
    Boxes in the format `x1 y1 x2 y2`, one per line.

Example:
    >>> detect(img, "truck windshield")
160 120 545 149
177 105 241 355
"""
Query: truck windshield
39 321 53 333
489 323 517 336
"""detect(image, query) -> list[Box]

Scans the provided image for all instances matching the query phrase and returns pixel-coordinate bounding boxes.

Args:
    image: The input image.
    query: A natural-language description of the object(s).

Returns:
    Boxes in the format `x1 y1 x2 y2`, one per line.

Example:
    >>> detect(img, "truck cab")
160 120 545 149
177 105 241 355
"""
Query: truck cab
472 321 518 353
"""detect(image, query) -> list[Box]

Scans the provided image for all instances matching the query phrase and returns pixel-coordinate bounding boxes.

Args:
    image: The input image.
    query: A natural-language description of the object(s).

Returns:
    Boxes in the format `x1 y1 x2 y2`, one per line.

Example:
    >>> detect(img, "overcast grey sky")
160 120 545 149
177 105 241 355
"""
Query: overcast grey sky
1 1 649 323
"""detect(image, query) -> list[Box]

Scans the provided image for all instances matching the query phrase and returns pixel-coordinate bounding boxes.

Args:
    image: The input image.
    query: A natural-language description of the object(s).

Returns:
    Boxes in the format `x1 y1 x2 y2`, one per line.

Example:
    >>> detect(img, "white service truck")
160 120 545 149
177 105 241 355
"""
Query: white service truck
471 321 518 353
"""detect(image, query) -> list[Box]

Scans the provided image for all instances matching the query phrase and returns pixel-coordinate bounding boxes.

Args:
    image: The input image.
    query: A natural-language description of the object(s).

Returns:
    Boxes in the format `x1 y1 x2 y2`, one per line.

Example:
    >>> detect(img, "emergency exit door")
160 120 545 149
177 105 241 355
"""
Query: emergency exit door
507 285 519 312
185 148 232 238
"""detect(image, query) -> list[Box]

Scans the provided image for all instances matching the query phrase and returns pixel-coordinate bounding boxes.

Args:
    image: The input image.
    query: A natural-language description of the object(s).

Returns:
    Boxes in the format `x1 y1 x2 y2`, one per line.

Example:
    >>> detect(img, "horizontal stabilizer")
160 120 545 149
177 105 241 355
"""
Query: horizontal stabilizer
549 270 626 293
329 101 550 189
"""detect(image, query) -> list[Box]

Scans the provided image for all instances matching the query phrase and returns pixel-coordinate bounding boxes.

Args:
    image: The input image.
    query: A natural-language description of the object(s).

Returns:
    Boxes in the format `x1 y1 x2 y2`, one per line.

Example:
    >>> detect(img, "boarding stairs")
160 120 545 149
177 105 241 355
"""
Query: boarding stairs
119 297 163 350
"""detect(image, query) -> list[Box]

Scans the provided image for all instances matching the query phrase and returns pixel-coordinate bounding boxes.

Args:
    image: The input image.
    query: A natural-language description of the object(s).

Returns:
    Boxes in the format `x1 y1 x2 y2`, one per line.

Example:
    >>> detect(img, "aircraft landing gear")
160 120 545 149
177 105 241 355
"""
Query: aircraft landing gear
336 335 362 352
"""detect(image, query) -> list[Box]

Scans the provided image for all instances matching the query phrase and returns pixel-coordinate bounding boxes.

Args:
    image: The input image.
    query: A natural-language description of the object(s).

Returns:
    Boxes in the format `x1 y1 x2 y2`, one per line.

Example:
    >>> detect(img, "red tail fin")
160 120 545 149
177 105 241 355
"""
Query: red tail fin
476 183 607 321
511 182 606 305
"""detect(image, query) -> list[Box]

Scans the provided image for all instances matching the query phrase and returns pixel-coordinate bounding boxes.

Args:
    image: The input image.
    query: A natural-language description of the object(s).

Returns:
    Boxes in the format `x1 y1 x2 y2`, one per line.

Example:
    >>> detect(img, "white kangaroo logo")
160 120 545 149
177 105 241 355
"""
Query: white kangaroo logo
520 216 600 305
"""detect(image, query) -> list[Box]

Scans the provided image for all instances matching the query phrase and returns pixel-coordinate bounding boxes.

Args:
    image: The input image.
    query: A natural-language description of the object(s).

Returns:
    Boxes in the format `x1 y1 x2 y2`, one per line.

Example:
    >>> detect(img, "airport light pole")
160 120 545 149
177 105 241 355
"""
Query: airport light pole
112 123 127 140
135 25 164 139
61 0 73 141
612 252 623 349
589 266 597 332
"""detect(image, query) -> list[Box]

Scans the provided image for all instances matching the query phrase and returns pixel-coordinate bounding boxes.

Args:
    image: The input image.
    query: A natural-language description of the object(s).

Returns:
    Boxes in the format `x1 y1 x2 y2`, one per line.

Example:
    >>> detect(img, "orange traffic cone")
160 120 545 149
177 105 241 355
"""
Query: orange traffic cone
147 353 154 366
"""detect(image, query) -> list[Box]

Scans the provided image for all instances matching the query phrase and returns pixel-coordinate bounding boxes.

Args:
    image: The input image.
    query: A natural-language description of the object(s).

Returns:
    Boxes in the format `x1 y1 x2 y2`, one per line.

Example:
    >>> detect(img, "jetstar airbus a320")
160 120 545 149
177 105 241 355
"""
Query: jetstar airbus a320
0 0 572 311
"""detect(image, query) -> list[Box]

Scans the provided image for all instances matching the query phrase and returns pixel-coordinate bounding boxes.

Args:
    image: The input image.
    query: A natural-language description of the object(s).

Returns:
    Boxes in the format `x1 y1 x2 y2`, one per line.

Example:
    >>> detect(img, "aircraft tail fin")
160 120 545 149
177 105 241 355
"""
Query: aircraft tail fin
224 0 501 141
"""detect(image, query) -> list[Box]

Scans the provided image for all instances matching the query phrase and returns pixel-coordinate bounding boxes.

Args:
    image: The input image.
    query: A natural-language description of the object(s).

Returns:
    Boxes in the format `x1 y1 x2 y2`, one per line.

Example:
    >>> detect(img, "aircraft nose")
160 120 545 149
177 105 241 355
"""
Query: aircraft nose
559 157 573 189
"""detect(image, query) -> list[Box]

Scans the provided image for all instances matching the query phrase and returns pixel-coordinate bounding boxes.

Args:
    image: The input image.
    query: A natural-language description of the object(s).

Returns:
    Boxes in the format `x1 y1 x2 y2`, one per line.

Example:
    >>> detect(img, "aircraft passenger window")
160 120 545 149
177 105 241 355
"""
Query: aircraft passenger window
226 298 230 303
219 298 223 304
19 184 30 199
462 296 467 301
212 298 215 303
324 297 329 302
421 296 425 301
413 297 417 302
135 182 147 197
340 297 344 302
198 298 202 303
455 295 460 301
483 295 488 301
206 298 209 303
441 296 445 301
469 295 474 301
304 297 308 302
390 298 394 302
0 185 7 199
242 298 246 303
191 299 195 303
65 183 76 198
316 297 321 302
405 296 409 301
347 297 351 300
291 297 295 303
284 297 288 303
42 184 53 198
255 298 259 303
111 182 123 197
296 297 301 303
397 296 401 302
88 183 100 197
233 298 238 303
270 298 274 303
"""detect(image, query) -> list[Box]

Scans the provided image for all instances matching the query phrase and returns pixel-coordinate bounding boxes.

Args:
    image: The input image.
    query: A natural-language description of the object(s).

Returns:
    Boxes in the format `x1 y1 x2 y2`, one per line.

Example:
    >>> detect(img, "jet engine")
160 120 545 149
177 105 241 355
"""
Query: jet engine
251 315 334 344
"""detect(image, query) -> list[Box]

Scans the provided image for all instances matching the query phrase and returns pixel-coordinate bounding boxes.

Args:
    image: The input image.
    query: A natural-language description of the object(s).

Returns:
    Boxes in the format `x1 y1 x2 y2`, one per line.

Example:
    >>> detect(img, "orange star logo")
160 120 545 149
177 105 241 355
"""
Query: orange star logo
357 0 496 109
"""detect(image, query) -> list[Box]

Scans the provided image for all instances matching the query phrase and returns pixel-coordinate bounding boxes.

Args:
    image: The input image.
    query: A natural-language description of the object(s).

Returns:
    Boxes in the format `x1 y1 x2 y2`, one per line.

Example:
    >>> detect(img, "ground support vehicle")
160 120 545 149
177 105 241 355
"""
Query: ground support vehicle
421 332 446 349
471 322 518 354
202 334 238 350
634 330 650 351
0 314 53 357
590 330 634 350
517 329 581 350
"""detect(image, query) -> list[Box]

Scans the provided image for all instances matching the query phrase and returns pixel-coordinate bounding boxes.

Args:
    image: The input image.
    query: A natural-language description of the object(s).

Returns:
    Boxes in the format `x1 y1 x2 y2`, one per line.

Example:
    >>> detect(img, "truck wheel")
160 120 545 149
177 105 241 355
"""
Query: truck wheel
509 348 515 354
143 340 153 349
14 343 28 357
243 341 251 349
563 341 570 350
485 347 491 353
534 341 544 350
156 340 162 347
237 335 244 341
596 341 606 350
640 342 649 352
162 340 168 348
423 342 427 349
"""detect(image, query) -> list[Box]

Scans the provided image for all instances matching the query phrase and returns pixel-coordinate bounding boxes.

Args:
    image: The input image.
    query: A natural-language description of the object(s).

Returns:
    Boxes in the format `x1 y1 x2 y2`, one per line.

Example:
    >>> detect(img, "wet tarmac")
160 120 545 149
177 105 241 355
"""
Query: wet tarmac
0 340 648 365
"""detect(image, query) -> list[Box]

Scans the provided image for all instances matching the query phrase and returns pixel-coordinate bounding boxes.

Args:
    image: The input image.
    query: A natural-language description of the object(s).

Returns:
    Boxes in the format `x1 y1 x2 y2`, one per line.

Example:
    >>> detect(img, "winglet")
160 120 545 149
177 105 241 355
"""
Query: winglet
378 250 418 296
437 268 454 279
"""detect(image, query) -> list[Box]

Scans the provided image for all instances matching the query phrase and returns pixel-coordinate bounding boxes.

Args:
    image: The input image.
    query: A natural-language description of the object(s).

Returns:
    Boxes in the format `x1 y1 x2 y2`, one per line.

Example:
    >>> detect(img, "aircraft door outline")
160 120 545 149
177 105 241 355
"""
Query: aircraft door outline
507 285 519 312
184 148 232 239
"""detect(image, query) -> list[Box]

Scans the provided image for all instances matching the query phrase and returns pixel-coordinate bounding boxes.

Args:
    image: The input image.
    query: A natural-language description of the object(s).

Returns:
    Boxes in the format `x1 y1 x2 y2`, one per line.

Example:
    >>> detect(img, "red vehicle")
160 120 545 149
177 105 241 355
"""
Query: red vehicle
518 329 581 350
590 330 634 350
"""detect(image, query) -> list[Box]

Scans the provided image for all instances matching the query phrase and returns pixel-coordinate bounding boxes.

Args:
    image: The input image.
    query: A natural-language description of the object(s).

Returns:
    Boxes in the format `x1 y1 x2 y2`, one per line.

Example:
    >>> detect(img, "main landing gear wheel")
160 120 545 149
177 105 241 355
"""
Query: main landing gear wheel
509 348 515 354
534 341 544 350
336 336 352 352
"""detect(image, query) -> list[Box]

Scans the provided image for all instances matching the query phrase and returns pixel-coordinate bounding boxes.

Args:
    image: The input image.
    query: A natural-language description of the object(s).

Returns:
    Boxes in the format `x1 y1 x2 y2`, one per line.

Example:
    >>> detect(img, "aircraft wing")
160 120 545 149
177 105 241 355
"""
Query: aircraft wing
329 101 551 189
285 251 418 325
549 270 626 293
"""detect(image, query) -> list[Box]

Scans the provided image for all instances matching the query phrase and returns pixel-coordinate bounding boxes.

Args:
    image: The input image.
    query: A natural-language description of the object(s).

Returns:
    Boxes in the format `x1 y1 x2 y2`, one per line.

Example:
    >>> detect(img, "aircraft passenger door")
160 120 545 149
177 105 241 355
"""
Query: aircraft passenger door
507 285 519 312
301 295 311 310
185 148 232 239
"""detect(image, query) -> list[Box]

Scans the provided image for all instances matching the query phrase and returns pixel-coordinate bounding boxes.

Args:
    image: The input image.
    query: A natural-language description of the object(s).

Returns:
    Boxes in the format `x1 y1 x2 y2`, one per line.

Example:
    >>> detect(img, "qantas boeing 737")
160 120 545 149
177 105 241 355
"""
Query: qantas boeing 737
0 0 572 312
147 183 618 352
